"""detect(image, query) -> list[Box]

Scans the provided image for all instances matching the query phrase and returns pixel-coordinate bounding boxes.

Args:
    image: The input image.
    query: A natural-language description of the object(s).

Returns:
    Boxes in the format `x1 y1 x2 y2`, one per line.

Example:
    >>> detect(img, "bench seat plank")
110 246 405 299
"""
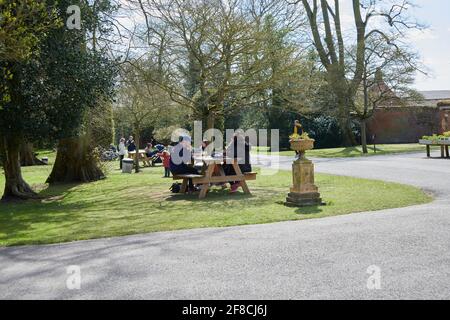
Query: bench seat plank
243 172 257 180
173 172 257 183
173 174 204 180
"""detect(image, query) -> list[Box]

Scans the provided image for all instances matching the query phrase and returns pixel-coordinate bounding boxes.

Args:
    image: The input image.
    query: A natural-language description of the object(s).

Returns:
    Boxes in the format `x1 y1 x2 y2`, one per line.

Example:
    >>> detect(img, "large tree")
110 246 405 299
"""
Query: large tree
0 0 58 105
45 0 117 184
349 34 421 153
132 0 304 133
0 0 59 200
294 0 422 145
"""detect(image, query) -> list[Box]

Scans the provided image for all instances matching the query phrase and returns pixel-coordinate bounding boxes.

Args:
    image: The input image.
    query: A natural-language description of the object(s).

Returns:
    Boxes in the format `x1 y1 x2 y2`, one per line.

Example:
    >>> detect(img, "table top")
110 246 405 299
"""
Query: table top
128 150 147 154
194 156 235 164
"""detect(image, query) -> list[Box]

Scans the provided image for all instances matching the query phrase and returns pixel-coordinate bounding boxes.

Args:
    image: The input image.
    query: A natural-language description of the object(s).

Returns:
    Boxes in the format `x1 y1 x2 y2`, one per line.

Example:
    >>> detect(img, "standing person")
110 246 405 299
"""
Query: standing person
118 138 126 170
126 136 136 152
158 148 171 178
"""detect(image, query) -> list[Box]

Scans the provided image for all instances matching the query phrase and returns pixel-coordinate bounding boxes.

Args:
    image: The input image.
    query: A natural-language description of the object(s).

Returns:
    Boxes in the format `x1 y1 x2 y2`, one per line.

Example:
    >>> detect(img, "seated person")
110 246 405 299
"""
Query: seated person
145 143 156 155
154 144 165 153
223 133 252 193
170 136 199 192
143 143 155 166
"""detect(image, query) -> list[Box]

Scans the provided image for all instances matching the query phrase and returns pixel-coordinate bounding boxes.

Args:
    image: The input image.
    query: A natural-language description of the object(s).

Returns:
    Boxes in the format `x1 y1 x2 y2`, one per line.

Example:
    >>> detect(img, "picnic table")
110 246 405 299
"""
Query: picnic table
173 156 257 199
419 140 450 158
128 150 150 166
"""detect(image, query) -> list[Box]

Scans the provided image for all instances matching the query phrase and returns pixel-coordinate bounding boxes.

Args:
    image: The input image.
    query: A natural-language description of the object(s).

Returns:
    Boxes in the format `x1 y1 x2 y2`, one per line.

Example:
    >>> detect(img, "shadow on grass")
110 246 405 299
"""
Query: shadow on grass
165 188 254 203
274 200 324 215
0 183 98 243
0 181 275 245
294 206 324 215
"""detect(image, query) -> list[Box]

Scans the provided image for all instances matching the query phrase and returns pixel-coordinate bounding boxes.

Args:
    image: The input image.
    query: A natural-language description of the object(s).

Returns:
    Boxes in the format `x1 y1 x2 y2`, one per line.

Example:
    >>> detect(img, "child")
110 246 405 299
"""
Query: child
158 148 171 178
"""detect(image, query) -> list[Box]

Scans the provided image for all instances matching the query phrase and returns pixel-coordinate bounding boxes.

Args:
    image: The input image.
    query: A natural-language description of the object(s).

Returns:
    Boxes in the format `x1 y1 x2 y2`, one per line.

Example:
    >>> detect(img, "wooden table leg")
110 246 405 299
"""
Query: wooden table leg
427 145 431 158
232 161 251 195
441 146 445 158
199 164 215 199
218 165 226 177
181 179 188 194
446 146 449 158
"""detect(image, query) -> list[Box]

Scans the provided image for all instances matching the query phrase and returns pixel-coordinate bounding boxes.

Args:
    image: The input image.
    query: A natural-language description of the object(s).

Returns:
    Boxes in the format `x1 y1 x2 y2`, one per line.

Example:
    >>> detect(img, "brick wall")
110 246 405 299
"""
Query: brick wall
366 107 440 144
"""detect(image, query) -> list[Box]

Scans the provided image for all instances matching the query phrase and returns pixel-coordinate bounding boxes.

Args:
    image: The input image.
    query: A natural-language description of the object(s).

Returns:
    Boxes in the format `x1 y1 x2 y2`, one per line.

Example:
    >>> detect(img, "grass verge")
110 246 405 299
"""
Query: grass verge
0 151 432 246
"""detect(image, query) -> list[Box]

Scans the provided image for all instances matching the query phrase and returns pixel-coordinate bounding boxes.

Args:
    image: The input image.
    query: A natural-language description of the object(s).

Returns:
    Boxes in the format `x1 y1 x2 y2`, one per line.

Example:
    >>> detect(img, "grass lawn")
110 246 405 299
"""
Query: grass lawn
0 151 432 246
255 143 429 158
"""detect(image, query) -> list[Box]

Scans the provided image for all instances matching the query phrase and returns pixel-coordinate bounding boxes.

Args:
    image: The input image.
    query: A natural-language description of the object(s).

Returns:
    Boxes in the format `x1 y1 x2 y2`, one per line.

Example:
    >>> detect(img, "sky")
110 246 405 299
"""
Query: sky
339 0 450 91
407 0 450 91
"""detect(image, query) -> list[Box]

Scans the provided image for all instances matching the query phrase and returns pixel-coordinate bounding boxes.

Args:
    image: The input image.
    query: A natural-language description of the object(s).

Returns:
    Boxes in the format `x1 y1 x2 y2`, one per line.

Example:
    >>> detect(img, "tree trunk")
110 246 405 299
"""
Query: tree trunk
343 121 357 147
338 113 357 147
206 112 215 131
134 131 140 173
20 142 46 166
360 119 368 154
1 136 37 201
46 136 105 184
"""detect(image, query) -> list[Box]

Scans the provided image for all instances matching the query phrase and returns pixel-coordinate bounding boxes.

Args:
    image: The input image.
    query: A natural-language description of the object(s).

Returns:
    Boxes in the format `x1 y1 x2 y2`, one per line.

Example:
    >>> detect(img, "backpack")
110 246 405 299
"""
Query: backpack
170 182 182 194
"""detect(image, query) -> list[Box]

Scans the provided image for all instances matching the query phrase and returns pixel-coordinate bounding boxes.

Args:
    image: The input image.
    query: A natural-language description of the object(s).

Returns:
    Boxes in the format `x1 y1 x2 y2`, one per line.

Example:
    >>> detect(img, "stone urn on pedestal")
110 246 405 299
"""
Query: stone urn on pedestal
285 124 322 207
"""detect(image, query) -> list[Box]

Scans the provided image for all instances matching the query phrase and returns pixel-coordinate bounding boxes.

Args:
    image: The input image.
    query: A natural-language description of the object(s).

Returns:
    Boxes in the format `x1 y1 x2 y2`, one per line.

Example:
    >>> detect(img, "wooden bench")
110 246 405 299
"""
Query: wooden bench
173 172 257 182
172 174 204 180
243 172 257 180
419 139 450 158
172 170 257 198
173 174 204 194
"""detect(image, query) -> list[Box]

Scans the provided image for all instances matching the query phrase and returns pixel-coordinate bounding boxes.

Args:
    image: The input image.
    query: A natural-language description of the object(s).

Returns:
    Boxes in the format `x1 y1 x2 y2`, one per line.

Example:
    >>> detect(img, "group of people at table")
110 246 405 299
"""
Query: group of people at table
117 133 252 193
117 136 166 167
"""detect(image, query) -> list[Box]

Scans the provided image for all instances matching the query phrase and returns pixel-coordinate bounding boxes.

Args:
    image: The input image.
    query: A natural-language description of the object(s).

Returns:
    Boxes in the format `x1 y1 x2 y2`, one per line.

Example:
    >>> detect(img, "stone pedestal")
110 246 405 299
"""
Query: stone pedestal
285 158 322 207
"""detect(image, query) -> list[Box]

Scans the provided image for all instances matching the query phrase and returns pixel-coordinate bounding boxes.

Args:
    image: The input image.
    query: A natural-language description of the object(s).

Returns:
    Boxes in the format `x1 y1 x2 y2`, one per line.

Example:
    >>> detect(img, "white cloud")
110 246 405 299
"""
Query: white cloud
407 29 439 41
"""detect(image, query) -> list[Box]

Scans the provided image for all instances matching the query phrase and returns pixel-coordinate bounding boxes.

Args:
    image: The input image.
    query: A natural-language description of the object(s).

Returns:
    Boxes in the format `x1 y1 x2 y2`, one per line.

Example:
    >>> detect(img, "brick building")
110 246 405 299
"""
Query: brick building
366 90 450 144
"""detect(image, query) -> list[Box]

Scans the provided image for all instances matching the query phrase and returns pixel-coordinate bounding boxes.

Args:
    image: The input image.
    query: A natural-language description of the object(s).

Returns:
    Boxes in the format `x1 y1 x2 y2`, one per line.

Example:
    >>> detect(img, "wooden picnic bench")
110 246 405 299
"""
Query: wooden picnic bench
173 157 257 199
419 140 450 158
128 150 152 166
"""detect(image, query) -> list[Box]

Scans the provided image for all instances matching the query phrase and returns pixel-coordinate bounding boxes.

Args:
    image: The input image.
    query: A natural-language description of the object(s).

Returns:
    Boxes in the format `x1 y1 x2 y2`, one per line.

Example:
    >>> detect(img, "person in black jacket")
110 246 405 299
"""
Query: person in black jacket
126 136 136 152
224 133 252 193
169 136 199 192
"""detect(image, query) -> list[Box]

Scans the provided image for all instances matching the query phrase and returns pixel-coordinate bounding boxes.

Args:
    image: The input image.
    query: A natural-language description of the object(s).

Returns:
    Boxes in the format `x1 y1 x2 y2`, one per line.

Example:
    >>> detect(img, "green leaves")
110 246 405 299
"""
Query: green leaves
0 0 117 143
0 0 60 62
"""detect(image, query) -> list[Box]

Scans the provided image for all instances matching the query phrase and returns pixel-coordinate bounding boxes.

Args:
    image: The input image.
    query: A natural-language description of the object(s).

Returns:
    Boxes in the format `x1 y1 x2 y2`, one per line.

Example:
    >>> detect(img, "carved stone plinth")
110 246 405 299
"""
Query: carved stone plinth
285 158 322 207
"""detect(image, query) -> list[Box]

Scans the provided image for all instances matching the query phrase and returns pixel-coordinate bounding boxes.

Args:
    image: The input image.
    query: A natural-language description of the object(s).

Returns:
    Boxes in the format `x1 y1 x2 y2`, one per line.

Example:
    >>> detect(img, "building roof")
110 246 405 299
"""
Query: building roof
418 90 450 100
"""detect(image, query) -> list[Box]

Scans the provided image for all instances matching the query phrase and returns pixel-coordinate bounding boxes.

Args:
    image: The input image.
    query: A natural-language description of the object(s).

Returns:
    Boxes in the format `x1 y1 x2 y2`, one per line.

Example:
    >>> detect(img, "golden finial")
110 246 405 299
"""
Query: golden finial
293 120 302 136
